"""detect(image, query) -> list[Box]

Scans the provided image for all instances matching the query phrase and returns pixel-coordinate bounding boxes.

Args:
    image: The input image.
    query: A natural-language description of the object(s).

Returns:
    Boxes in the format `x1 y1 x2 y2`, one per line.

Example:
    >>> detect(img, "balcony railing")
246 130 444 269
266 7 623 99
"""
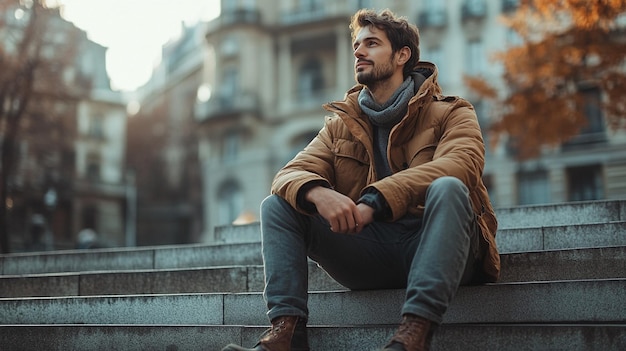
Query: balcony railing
462 0 488 21
220 8 262 27
195 91 260 122
561 131 608 151
281 7 327 25
417 10 448 29
73 179 127 197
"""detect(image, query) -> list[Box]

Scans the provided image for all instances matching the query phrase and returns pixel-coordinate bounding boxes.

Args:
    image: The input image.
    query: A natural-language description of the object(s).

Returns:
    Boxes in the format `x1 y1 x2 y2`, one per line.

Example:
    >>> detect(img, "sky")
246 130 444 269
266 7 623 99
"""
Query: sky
55 0 221 91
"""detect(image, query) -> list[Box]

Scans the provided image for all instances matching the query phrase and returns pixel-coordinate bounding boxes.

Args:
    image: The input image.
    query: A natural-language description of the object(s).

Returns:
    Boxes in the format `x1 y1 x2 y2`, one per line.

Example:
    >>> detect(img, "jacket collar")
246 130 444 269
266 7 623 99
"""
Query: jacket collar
324 61 442 117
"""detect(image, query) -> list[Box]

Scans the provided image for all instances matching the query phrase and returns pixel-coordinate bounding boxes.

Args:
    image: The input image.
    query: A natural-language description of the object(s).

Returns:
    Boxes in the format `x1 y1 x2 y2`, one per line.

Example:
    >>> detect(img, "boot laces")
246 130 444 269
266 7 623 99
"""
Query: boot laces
263 319 287 340
391 316 431 351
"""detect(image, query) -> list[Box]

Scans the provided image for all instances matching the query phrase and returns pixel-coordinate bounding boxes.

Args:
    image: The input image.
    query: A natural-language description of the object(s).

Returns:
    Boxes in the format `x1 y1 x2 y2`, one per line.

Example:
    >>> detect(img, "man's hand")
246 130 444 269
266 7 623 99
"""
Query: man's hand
306 186 374 234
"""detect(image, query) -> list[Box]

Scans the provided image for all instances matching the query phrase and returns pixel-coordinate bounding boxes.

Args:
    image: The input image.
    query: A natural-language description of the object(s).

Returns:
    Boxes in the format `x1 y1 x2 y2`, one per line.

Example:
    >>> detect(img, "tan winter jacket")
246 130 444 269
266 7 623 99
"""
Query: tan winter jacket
271 62 500 282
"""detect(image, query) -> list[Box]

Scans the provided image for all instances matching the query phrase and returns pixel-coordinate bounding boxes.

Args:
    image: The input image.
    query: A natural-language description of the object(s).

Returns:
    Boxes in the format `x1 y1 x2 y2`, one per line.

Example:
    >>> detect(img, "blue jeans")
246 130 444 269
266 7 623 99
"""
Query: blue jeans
260 176 480 324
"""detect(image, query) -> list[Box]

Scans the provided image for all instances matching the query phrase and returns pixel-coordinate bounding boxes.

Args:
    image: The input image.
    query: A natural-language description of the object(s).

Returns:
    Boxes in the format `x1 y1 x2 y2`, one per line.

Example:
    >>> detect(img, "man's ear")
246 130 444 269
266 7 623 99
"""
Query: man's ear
396 46 411 66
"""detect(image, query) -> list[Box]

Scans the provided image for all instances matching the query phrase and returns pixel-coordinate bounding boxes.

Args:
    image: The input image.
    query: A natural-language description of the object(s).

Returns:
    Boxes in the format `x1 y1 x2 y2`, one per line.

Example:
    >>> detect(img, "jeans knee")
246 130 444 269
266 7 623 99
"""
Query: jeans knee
261 194 299 222
261 194 283 218
428 176 468 196
426 177 472 212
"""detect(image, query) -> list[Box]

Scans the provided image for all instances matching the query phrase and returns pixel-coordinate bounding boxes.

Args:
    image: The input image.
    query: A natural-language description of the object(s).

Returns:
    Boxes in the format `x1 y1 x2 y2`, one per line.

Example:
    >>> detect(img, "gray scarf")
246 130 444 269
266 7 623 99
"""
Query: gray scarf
358 75 415 128
358 73 425 178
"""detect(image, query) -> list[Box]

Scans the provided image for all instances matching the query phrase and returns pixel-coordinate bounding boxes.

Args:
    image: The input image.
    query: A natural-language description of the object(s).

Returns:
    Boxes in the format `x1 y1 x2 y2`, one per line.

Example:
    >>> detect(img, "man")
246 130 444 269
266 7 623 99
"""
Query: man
223 8 499 351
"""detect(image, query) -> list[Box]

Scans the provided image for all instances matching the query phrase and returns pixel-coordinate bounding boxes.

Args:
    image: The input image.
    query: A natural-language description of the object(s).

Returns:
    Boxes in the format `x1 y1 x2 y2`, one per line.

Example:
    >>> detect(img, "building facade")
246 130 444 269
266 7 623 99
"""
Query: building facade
1 4 129 251
191 0 626 242
73 87 128 248
128 22 206 246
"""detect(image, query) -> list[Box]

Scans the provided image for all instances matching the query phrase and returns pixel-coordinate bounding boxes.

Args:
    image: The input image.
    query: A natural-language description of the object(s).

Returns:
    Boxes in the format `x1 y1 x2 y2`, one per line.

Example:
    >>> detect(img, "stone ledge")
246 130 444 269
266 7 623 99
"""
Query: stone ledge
1 279 624 325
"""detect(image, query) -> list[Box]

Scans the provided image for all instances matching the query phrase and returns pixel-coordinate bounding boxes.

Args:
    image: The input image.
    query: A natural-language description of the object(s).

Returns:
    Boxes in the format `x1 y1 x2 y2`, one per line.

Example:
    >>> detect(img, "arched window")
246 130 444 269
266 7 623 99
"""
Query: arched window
217 180 243 226
298 58 324 97
283 130 319 166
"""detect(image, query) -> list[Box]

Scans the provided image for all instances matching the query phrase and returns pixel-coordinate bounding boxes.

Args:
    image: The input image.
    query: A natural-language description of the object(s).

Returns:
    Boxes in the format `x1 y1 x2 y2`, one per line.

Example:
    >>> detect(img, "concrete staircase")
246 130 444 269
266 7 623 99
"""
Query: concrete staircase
1 200 625 350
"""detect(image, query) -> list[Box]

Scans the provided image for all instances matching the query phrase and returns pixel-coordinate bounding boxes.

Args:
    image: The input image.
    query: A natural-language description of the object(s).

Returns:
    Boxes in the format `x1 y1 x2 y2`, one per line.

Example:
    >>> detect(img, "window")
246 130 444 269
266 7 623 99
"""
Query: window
567 165 604 201
467 40 485 75
426 0 446 12
222 131 239 164
291 131 318 151
462 0 487 19
287 131 318 164
86 152 101 181
424 47 447 85
298 58 325 98
217 181 243 225
220 35 239 57
483 174 496 207
473 100 491 154
220 67 239 106
517 169 550 205
89 114 104 139
81 205 97 230
580 87 605 135
502 0 519 12
421 0 447 28
299 0 322 11
563 86 606 148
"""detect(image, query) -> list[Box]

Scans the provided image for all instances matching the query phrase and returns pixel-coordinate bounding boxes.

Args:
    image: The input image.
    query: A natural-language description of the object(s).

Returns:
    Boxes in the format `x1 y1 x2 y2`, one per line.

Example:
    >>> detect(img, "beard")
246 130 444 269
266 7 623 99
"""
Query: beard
355 56 395 87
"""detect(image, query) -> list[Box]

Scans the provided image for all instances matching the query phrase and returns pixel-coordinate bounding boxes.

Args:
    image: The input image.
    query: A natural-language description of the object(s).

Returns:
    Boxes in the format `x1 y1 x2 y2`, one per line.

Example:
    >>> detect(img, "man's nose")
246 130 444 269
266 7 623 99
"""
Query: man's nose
354 44 365 58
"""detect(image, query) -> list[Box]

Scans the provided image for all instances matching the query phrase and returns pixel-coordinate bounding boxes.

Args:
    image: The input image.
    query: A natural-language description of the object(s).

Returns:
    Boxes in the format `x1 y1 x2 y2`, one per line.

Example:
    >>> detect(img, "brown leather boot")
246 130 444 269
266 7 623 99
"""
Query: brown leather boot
222 316 309 351
382 314 435 351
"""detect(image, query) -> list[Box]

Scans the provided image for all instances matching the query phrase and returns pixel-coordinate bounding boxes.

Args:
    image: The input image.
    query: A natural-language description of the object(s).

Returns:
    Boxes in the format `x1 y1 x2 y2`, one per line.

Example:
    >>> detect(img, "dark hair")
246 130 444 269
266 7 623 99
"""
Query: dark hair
349 9 420 78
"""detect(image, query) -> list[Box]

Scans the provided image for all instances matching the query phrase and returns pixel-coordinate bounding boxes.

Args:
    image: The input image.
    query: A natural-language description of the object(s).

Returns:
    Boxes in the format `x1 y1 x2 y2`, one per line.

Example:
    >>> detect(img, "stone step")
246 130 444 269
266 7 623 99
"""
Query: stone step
497 221 626 253
2 220 626 276
0 263 343 298
0 324 624 351
1 246 624 298
214 199 626 244
498 245 626 282
1 279 624 325
215 220 626 251
494 199 625 229
0 241 263 276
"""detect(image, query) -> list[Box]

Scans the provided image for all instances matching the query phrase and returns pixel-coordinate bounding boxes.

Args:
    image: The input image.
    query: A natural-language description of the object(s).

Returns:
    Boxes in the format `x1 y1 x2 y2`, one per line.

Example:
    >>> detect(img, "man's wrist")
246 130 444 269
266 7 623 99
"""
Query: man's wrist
305 185 323 203
357 202 375 222
297 180 331 213
357 190 390 221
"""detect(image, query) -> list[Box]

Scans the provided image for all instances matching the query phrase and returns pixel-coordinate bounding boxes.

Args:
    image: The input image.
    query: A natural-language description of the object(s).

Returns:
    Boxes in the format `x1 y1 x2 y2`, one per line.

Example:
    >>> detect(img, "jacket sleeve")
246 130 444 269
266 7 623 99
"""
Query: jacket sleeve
363 98 486 221
271 117 336 213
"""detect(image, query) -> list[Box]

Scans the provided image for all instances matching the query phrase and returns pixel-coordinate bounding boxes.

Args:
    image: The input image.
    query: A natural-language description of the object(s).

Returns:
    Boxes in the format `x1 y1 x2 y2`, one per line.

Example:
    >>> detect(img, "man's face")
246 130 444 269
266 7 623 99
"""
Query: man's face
353 25 396 86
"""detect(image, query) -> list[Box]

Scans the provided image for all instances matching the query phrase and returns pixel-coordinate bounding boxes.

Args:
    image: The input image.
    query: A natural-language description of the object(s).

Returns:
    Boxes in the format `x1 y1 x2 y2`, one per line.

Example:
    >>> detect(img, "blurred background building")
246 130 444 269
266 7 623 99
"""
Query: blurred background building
1 4 129 251
3 0 625 251
126 22 206 246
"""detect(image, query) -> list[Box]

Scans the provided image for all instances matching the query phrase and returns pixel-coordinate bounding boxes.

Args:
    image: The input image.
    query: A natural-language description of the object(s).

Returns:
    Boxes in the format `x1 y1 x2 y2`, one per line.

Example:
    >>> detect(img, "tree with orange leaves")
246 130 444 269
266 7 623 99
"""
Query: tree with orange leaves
466 0 626 159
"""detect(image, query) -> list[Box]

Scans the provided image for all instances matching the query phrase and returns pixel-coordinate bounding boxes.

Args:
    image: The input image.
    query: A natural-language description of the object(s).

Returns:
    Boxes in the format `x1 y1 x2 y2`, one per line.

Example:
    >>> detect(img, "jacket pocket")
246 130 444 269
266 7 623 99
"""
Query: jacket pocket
333 138 369 165
332 139 369 196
